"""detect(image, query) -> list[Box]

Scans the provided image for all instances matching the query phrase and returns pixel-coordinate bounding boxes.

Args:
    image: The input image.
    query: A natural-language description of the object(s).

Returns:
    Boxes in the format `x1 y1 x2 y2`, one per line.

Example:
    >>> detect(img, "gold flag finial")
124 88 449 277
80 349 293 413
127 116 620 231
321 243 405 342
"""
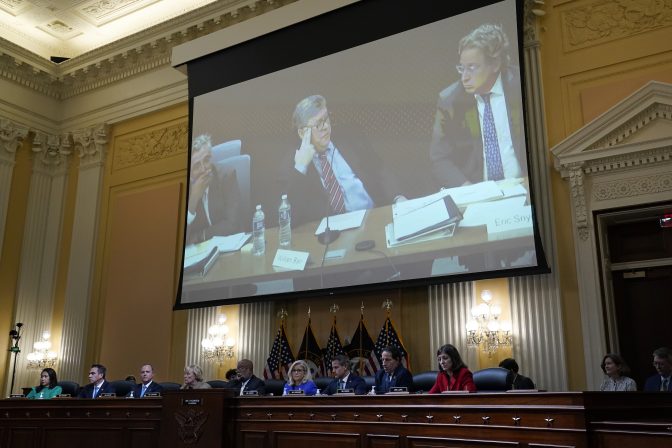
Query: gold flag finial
278 307 288 321
382 298 393 315
330 303 339 314
360 301 365 315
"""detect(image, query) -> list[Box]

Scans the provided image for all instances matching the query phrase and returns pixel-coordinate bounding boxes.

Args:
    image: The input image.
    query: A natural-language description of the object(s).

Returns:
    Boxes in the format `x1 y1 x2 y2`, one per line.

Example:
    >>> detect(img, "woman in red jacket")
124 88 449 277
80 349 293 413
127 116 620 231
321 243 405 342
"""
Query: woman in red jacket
428 344 476 393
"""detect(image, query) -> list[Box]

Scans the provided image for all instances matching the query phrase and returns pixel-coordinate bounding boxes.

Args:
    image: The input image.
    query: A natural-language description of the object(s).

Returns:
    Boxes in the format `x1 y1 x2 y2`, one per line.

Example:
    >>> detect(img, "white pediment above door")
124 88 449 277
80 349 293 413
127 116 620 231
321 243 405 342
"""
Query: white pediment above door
553 81 672 177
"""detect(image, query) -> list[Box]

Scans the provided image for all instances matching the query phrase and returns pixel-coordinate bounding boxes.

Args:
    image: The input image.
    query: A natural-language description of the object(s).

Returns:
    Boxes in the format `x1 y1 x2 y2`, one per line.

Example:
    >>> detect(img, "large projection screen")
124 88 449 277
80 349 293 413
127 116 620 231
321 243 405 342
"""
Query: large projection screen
177 0 548 307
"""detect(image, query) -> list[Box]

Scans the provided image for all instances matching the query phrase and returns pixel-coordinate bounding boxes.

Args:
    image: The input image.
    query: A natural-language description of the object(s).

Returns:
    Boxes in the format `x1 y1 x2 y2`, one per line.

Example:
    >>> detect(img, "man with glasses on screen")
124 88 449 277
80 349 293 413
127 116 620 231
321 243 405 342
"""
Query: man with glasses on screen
186 134 241 244
283 94 397 227
429 23 526 189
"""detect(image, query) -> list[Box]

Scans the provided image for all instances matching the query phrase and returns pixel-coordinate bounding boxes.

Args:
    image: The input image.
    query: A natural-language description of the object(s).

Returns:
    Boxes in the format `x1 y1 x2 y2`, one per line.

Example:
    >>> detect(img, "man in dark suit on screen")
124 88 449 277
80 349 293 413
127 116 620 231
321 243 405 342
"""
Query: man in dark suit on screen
429 23 527 188
77 364 116 398
324 354 368 395
186 133 241 243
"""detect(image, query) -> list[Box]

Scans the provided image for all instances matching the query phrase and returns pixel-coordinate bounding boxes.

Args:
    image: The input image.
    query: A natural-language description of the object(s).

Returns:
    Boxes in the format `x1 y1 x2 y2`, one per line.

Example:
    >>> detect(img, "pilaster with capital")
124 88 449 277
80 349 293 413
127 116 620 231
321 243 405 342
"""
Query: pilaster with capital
4 131 71 394
58 124 109 381
0 118 29 263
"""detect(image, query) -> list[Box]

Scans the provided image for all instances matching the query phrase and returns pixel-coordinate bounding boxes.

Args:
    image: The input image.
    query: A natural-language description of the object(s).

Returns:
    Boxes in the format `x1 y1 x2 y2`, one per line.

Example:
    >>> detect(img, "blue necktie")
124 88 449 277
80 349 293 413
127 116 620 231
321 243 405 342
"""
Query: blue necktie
141 385 147 397
93 386 99 398
481 93 504 181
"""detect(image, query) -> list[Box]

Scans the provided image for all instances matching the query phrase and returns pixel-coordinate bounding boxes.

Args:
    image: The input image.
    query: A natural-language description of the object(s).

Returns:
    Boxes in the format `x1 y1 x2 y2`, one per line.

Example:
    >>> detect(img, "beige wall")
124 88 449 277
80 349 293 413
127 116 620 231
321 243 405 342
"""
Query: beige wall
540 0 672 389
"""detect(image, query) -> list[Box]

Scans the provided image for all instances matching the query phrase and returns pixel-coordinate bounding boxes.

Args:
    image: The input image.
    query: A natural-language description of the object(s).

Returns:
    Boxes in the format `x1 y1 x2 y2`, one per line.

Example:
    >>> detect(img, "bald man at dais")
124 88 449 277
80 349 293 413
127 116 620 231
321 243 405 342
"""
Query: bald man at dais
130 364 163 398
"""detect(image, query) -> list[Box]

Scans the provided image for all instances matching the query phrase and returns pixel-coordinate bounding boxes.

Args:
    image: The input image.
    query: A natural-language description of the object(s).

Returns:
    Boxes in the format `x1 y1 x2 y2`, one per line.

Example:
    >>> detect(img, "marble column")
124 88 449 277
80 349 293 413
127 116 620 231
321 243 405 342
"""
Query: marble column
58 125 109 381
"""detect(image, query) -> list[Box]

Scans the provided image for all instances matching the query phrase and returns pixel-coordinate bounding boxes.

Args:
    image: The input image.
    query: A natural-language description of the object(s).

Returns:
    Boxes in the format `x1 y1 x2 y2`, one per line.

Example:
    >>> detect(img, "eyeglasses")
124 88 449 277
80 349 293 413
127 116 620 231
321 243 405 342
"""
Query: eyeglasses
456 63 481 75
291 369 306 373
305 115 331 131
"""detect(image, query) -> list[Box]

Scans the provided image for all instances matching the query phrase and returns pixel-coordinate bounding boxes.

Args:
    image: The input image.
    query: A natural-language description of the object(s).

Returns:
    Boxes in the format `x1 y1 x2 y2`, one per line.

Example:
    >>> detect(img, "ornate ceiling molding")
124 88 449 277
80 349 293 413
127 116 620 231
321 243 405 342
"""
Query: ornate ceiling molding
0 0 297 100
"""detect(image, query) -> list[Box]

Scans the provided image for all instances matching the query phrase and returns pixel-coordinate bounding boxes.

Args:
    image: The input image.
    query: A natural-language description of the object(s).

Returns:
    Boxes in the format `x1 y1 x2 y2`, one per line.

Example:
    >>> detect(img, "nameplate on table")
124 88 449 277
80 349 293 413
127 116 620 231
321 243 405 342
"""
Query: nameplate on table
56 394 71 398
272 249 309 271
182 398 202 406
387 387 409 394
144 392 161 397
9 394 24 399
485 205 532 240
287 390 305 395
99 393 116 398
242 390 259 396
336 388 354 395
440 390 472 394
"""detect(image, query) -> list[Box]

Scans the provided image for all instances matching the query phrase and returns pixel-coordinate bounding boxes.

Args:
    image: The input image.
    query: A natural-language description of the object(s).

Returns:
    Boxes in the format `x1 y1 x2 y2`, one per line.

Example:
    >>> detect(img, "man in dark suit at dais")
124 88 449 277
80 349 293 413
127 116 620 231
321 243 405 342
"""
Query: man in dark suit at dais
324 354 368 395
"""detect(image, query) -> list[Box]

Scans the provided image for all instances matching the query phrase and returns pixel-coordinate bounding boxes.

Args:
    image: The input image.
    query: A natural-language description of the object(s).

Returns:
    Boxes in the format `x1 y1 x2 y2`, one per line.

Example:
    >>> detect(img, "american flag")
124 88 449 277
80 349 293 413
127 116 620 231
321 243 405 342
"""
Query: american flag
345 316 379 376
264 324 295 380
297 318 325 377
373 317 411 370
323 318 345 375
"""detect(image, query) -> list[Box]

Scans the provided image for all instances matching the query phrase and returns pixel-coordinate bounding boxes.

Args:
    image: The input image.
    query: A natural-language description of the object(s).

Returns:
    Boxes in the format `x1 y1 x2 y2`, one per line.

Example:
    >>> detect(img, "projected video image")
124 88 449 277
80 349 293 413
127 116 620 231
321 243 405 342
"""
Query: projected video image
180 0 541 304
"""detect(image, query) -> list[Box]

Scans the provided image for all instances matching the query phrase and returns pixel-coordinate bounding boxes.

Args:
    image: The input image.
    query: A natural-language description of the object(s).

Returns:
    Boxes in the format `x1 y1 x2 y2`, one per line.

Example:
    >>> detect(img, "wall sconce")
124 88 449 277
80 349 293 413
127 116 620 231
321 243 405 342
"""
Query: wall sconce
26 331 58 369
466 290 512 357
201 314 235 364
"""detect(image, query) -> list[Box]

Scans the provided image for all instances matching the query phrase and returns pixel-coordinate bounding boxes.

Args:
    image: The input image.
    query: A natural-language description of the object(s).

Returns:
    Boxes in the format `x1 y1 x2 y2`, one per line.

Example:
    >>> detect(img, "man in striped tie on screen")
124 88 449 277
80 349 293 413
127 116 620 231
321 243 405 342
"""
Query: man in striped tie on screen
283 94 398 227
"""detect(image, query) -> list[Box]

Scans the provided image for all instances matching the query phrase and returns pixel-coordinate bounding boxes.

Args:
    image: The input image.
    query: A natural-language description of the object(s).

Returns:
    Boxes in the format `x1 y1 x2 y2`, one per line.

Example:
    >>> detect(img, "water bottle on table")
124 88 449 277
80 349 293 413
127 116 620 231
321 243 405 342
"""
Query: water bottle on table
278 194 291 247
252 204 266 256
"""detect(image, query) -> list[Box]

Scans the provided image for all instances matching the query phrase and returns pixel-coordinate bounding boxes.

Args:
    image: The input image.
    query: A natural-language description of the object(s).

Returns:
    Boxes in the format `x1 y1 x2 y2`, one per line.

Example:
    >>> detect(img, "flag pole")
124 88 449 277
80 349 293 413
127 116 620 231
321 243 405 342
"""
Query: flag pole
359 302 364 374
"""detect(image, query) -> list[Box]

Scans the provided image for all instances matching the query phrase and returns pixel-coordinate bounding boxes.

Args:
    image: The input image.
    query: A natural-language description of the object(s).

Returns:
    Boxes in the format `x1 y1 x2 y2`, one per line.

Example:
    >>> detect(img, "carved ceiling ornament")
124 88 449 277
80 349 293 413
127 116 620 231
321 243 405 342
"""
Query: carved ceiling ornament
0 117 28 154
0 0 297 99
113 120 188 170
562 0 672 51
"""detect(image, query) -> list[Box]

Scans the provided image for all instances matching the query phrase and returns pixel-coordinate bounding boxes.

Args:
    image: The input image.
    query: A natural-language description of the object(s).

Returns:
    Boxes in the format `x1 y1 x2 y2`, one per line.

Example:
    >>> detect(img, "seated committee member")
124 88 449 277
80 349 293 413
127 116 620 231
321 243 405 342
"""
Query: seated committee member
226 359 266 395
375 346 413 394
26 368 62 399
324 354 368 395
281 94 398 227
186 134 241 244
129 364 163 397
598 354 636 392
181 364 212 390
78 364 116 398
499 357 535 390
283 360 318 396
429 344 476 393
429 24 526 188
644 347 672 392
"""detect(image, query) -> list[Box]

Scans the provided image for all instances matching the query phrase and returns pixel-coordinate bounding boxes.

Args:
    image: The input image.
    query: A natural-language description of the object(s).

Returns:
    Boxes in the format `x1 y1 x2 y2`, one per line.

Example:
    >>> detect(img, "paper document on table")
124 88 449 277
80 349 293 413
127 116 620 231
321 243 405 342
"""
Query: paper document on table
501 183 527 199
459 196 527 227
442 180 503 207
184 240 217 267
392 189 449 217
315 209 367 235
385 222 456 248
211 232 251 253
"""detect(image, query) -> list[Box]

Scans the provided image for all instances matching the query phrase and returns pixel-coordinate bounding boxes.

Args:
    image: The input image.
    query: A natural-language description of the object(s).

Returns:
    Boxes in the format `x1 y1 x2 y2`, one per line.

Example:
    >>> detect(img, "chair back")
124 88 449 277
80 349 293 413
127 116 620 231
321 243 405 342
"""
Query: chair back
211 139 241 163
413 371 439 393
313 376 332 392
216 154 251 227
57 381 80 396
206 380 229 389
264 379 285 396
159 382 182 391
473 367 513 391
109 380 135 397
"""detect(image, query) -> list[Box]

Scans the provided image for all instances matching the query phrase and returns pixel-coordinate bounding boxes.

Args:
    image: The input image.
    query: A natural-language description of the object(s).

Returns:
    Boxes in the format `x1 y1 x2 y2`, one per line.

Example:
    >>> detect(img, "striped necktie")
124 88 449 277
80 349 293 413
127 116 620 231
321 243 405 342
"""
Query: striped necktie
318 153 345 215
481 93 504 181
662 378 670 392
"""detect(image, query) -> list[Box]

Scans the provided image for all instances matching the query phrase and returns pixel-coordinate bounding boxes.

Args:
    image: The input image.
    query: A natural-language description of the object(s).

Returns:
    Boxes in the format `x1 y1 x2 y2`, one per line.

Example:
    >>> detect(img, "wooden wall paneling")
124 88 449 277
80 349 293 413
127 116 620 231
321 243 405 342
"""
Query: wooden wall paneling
366 434 400 448
239 429 270 448
273 431 361 448
406 436 520 447
5 426 39 448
